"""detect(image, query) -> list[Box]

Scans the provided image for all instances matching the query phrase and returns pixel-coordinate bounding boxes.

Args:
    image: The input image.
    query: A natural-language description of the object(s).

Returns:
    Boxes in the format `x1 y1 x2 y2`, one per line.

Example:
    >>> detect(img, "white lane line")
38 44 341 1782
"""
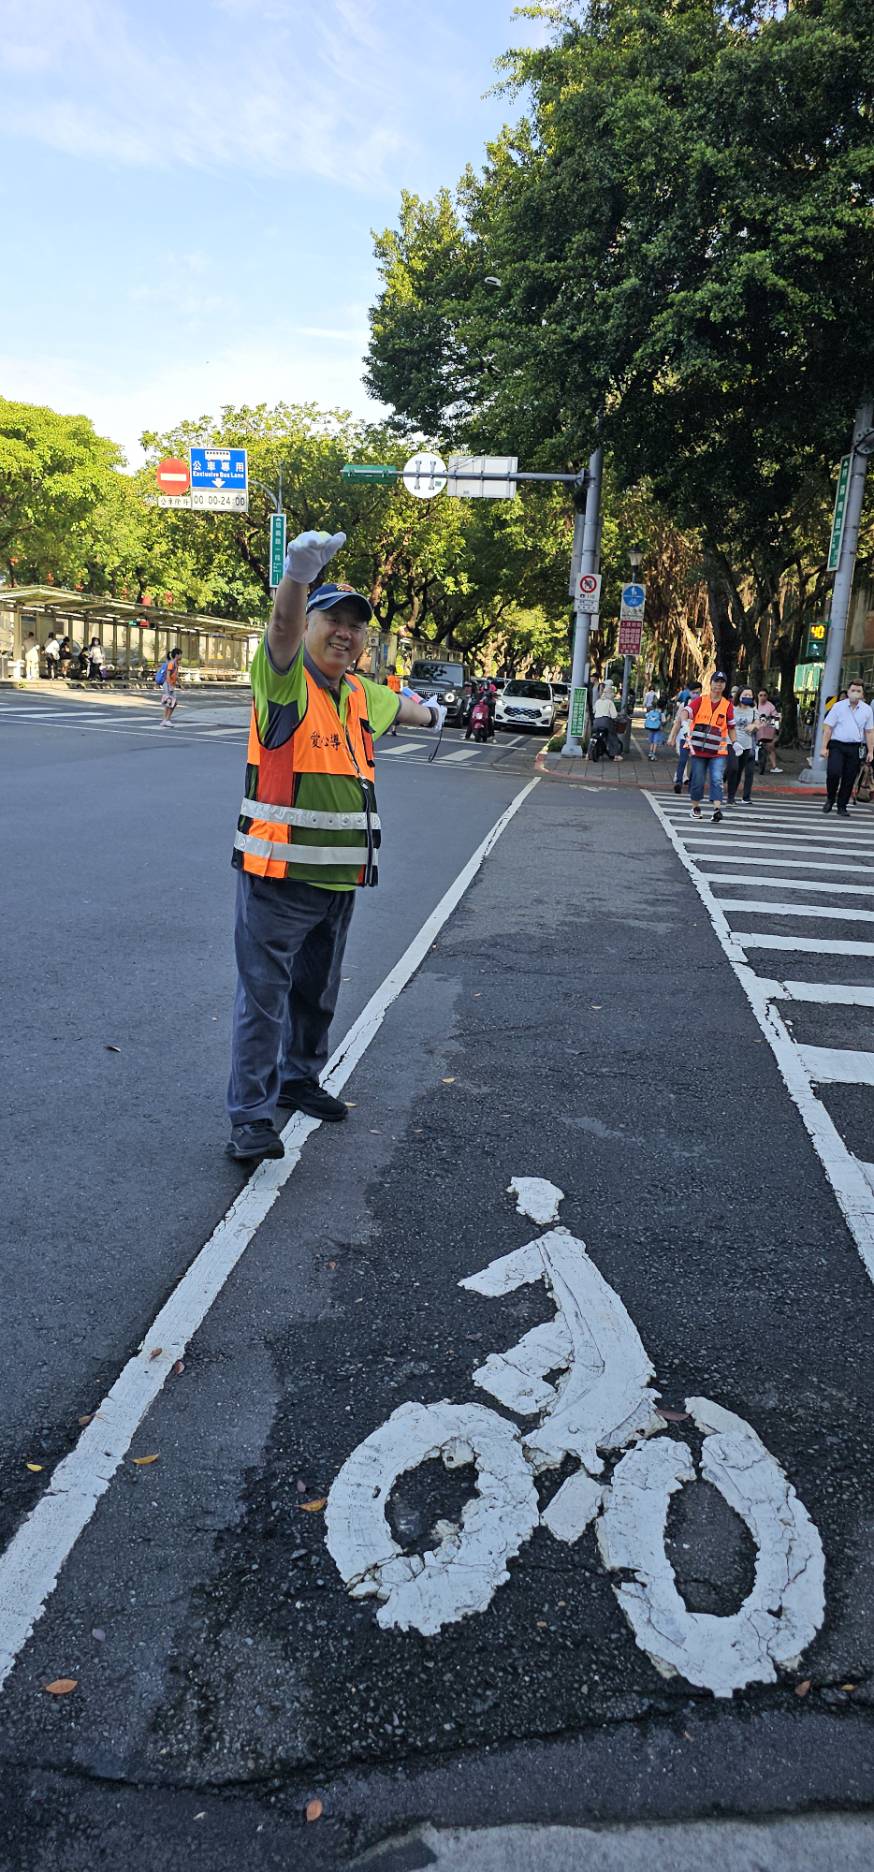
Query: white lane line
736 934 874 955
0 776 540 1692
704 873 874 896
718 898 874 922
694 851 874 872
646 792 874 1287
798 1046 874 1086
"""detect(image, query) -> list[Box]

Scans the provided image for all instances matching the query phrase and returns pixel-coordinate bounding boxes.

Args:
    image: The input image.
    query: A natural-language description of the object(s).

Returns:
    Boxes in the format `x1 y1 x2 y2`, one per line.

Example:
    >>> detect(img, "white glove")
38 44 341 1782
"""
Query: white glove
283 529 346 585
424 693 446 732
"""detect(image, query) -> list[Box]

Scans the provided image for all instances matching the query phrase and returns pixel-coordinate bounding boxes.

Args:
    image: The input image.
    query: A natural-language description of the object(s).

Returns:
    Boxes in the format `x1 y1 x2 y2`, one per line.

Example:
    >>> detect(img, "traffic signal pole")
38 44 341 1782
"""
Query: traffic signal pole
562 444 603 757
801 397 874 785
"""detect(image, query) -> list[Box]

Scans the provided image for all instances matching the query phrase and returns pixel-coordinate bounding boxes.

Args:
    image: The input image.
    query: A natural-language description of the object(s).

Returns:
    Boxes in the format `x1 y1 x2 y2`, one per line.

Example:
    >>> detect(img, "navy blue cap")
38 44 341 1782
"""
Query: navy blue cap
305 582 372 624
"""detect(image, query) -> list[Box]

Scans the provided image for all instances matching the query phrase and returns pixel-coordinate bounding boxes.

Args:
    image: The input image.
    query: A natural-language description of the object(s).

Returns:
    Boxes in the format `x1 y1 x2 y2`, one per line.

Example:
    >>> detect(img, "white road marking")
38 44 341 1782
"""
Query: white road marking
440 746 481 764
717 899 874 922
797 1046 874 1086
647 791 874 1282
0 776 540 1693
705 873 874 896
376 741 421 756
328 1177 824 1693
695 852 873 872
770 979 874 1007
736 934 874 955
682 833 874 855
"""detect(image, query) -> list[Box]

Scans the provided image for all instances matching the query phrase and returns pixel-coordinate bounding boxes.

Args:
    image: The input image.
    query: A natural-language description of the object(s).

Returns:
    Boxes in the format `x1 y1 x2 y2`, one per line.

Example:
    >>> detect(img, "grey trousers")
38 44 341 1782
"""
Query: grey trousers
228 872 355 1126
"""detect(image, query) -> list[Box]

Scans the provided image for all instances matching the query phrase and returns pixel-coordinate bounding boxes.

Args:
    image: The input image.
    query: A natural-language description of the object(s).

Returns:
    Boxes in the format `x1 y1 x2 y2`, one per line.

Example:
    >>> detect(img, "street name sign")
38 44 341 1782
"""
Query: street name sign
402 452 447 499
575 572 602 615
341 464 398 483
827 456 851 573
619 582 646 621
446 454 518 499
269 512 287 590
189 446 249 511
617 618 643 656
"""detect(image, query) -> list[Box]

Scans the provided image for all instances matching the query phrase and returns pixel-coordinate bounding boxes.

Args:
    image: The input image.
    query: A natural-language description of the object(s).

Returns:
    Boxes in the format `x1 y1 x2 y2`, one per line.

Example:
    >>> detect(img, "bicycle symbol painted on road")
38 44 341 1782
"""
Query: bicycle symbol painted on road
326 1179 825 1698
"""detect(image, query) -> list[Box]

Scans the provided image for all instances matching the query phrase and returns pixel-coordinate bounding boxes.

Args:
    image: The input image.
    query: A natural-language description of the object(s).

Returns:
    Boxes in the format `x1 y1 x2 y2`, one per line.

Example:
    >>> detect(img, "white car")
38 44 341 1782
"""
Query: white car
496 679 557 733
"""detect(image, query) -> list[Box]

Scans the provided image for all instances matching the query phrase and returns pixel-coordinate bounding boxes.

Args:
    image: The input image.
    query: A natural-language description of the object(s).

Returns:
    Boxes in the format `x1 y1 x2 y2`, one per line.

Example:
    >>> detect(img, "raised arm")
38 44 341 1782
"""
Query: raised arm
267 530 346 673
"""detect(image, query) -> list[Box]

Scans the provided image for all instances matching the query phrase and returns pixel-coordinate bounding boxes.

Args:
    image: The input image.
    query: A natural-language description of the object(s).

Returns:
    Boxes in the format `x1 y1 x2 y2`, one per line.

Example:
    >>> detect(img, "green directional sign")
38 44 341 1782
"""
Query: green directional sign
341 463 398 484
827 455 851 573
570 685 587 739
269 511 287 589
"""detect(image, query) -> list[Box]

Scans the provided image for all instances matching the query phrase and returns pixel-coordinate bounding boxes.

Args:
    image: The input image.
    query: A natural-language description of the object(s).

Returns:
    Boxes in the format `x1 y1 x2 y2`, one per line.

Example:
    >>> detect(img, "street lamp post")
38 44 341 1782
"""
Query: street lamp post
562 442 603 757
801 399 874 785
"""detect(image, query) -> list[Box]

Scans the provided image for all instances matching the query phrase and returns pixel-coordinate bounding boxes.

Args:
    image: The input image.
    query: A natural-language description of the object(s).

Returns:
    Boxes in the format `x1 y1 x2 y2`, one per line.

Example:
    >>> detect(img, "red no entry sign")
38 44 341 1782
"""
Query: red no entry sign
155 456 190 495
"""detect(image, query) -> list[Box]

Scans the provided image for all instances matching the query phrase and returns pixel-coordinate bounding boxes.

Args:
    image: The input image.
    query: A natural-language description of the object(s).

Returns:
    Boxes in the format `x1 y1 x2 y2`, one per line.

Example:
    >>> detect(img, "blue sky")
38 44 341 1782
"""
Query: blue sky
0 0 547 465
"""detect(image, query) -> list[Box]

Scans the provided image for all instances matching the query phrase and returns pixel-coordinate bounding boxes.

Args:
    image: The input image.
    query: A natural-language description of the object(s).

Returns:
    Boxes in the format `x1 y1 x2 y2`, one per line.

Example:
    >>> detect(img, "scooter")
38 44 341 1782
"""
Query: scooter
467 696 494 743
589 720 620 761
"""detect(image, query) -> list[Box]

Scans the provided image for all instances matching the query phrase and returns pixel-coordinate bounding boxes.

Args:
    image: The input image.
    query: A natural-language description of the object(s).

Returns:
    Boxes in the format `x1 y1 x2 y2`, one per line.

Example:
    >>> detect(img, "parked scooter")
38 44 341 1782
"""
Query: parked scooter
589 720 622 761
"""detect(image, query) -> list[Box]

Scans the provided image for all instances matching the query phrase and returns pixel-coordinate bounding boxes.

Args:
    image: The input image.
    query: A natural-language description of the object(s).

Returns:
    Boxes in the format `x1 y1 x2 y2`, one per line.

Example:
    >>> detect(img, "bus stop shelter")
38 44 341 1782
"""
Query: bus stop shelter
0 587 259 684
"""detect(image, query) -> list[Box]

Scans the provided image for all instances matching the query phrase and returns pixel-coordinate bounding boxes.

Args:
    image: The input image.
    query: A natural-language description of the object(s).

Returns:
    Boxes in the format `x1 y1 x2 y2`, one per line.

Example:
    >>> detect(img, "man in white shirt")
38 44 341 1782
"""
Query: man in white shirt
821 681 874 815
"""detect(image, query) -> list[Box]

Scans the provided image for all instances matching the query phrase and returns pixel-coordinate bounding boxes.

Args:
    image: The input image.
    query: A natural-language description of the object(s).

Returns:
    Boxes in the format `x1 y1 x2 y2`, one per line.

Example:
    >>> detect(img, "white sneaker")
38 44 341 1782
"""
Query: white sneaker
771 766 783 774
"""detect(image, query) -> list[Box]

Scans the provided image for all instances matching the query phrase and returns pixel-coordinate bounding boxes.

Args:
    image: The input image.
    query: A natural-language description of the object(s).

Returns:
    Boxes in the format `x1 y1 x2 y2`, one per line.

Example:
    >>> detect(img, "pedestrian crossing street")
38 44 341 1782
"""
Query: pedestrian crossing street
651 793 874 1288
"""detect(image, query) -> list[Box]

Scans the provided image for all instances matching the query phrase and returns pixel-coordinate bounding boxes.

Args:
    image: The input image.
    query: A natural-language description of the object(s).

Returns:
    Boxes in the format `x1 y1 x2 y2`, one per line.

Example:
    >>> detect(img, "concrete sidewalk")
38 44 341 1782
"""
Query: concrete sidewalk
538 725 827 796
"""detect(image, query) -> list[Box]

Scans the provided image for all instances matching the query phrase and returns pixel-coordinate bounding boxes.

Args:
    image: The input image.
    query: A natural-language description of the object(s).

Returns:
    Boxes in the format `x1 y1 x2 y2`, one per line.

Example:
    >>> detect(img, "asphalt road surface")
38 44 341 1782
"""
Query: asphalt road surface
2 692 874 1870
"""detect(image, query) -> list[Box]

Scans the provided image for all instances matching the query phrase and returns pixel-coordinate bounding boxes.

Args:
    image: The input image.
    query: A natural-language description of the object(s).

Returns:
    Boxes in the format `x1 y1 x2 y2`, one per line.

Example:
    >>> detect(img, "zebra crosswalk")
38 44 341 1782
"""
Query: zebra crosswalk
650 792 874 1288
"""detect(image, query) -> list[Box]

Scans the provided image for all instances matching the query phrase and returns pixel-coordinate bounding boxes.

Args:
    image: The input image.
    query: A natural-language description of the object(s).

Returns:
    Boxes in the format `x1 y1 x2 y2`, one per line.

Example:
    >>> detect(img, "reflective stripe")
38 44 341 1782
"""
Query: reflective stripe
234 830 369 866
239 798 379 832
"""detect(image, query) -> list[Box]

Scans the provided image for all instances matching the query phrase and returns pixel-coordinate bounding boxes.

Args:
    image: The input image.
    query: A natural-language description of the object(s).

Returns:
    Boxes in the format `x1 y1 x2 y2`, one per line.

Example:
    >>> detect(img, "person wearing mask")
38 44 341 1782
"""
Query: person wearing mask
755 690 782 773
687 671 738 823
821 681 874 815
726 687 757 804
87 637 106 683
44 631 60 678
226 529 446 1163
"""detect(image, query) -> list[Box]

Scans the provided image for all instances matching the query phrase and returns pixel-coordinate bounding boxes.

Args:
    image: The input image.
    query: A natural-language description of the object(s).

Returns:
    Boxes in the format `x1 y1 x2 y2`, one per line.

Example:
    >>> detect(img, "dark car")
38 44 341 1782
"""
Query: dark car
406 659 467 725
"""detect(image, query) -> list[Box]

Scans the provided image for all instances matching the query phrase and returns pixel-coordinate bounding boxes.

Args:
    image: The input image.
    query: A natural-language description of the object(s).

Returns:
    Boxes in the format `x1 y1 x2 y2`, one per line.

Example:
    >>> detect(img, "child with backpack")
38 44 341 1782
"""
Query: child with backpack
644 702 664 760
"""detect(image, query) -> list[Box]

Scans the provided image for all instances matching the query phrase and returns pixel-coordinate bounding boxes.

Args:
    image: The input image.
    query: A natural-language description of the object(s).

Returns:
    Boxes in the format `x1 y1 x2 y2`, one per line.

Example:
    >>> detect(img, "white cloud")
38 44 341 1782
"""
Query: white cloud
0 329 384 467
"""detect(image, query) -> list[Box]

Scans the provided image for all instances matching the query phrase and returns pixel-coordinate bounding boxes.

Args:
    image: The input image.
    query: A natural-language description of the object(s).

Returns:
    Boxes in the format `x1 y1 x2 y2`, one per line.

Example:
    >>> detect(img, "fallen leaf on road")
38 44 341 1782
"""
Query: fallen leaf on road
44 1679 77 1696
841 1682 858 1692
26 1462 43 1472
174 1360 185 1375
442 1077 456 1084
327 1260 337 1270
299 1498 327 1514
591 1004 602 1009
104 1044 122 1053
78 1414 94 1426
148 1347 163 1361
656 1409 690 1423
305 1799 323 1823
132 1454 159 1467
345 1102 357 1108
794 1679 812 1698
536 1620 548 1629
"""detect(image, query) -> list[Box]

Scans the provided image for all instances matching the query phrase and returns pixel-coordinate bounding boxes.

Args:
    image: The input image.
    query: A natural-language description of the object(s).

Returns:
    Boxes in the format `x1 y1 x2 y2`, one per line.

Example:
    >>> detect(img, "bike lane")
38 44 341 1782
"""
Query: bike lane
2 782 874 1867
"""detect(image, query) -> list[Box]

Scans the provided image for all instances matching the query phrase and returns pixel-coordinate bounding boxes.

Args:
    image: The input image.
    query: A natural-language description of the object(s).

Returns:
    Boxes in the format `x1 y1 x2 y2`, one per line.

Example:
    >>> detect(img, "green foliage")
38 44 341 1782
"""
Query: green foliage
0 398 123 586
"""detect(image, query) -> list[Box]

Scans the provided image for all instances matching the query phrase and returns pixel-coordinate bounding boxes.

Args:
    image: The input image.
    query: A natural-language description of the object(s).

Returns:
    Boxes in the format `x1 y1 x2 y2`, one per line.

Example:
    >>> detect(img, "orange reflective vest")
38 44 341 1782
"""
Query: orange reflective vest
233 671 380 888
689 695 731 757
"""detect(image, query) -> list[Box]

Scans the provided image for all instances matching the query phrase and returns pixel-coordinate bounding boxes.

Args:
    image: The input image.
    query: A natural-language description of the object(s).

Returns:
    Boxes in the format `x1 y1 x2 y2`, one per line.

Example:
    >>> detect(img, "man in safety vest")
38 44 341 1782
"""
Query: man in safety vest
686 670 738 824
226 529 446 1163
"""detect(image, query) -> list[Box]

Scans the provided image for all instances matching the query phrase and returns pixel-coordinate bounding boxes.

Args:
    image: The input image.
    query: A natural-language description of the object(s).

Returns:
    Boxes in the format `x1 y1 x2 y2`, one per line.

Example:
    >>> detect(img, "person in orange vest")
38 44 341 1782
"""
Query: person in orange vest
226 529 446 1163
687 670 739 824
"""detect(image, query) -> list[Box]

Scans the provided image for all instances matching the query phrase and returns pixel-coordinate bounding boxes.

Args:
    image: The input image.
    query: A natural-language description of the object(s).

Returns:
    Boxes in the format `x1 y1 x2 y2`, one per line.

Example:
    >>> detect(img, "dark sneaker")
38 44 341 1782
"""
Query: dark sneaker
837 806 850 817
711 807 723 824
225 1121 284 1162
276 1077 349 1122
673 782 682 794
822 801 833 813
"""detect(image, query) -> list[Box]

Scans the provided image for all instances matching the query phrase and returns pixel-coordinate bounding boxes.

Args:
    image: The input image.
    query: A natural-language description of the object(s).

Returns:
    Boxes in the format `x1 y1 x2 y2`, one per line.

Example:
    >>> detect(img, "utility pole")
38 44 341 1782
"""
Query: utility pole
563 443 603 757
801 397 874 784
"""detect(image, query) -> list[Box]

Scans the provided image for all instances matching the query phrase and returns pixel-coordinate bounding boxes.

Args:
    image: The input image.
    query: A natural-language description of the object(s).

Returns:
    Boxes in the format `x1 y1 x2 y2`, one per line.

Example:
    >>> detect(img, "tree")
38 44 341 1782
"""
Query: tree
0 399 124 586
366 0 874 688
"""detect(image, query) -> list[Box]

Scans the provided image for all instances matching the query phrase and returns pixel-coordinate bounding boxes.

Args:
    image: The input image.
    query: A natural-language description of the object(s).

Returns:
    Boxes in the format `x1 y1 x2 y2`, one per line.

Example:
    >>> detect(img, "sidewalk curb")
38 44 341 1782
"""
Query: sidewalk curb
534 750 828 798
